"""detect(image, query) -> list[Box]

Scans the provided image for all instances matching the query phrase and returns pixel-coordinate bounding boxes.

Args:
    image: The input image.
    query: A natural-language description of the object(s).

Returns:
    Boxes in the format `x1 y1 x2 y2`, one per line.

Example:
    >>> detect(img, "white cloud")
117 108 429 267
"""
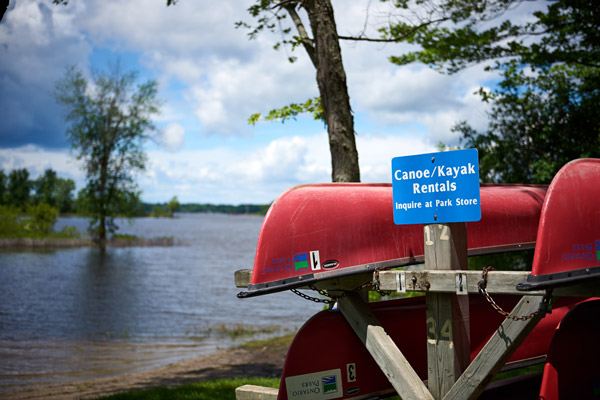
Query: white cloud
347 58 495 146
140 133 330 203
140 130 442 203
1 0 524 204
0 145 85 187
159 122 185 151
1 0 498 148
69 0 317 137
0 0 92 147
357 132 438 183
77 1 251 60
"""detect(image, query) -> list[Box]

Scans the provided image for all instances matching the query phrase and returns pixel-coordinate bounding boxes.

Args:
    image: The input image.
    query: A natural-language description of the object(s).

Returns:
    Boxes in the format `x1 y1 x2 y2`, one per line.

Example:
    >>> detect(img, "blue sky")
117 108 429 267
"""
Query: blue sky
0 0 537 204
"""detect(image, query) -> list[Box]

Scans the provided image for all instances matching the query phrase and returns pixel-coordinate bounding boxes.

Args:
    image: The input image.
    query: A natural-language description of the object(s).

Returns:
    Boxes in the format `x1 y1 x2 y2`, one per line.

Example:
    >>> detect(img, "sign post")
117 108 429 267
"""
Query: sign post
392 149 481 399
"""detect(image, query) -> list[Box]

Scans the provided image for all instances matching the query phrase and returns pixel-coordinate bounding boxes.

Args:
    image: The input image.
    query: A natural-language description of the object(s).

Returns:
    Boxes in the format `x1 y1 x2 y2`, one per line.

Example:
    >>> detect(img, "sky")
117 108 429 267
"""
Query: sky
0 0 535 205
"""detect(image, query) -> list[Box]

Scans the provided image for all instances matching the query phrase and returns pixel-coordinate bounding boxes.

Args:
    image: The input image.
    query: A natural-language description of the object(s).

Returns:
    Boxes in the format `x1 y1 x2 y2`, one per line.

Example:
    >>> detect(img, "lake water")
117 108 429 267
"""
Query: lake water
0 214 322 392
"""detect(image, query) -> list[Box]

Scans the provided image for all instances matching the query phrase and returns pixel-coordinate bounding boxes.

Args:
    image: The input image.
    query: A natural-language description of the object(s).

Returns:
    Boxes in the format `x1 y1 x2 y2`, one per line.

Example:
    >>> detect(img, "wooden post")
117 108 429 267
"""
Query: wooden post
338 292 434 400
424 223 470 399
442 295 545 400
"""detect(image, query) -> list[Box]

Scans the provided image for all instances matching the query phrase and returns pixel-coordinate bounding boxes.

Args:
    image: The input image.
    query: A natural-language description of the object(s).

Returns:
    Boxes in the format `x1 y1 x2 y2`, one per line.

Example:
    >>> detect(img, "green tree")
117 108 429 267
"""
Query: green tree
53 0 360 182
236 0 360 182
237 0 524 182
24 203 58 235
7 168 31 210
32 168 76 213
167 195 180 217
55 65 161 245
0 170 7 205
54 177 76 214
33 168 58 207
380 0 600 183
0 205 24 237
456 62 600 184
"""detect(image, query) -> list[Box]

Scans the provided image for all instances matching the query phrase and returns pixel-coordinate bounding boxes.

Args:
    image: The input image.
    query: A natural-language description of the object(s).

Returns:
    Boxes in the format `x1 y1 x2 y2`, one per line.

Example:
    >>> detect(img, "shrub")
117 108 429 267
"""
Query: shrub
0 205 24 238
24 203 58 235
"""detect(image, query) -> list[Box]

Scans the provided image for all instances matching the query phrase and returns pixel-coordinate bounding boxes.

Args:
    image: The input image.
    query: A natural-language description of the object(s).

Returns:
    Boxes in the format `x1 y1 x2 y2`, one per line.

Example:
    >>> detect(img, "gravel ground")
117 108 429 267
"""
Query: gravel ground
3 343 286 400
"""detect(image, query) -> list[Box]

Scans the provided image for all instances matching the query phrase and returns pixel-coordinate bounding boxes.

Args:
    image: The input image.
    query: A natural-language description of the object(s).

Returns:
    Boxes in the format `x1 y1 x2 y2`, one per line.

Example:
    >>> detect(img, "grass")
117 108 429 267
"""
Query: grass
88 332 544 400
0 224 83 240
94 377 280 400
112 233 138 240
239 332 295 351
184 323 284 340
89 333 294 400
492 362 545 381
91 367 545 400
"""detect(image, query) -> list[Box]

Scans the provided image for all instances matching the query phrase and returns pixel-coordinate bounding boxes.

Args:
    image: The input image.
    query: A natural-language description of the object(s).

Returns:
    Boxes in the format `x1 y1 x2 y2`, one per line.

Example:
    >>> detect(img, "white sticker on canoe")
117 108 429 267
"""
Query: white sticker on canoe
310 250 321 271
346 363 356 382
286 368 343 399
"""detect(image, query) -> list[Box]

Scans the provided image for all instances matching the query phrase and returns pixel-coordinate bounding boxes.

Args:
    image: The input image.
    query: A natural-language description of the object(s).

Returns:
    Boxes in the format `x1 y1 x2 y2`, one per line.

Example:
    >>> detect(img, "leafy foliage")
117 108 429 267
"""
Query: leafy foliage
0 170 7 205
382 0 600 73
0 168 76 213
0 204 81 239
457 62 600 183
23 203 58 235
238 0 361 182
7 168 31 210
0 205 23 237
167 195 180 216
32 169 58 207
236 0 301 62
382 0 600 183
32 168 76 213
55 65 161 242
248 97 323 125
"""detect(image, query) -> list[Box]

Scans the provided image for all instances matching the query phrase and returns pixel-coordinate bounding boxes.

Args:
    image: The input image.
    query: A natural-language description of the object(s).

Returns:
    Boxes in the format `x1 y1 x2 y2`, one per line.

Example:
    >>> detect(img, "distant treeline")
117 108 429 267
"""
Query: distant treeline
141 202 271 216
0 168 76 213
1 167 270 217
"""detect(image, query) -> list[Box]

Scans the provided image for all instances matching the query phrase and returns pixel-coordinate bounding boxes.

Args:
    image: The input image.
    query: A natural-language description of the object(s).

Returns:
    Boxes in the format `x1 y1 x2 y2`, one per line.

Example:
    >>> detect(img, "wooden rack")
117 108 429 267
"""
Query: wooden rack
235 223 599 400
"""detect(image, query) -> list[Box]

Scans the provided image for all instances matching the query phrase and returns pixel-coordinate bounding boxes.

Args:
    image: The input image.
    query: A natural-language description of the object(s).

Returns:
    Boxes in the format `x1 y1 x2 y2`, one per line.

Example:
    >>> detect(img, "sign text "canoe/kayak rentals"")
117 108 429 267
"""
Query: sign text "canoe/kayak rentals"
391 149 481 225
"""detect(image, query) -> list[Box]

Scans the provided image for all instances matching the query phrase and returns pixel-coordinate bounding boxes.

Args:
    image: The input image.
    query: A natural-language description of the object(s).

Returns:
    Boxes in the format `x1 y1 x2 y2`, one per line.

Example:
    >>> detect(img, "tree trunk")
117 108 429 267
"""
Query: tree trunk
97 144 109 247
98 214 107 249
304 0 360 182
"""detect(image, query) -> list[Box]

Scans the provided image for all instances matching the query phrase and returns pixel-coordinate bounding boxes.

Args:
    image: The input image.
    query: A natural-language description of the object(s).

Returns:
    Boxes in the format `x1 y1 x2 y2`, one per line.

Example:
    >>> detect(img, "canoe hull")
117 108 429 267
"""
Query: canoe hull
278 294 584 400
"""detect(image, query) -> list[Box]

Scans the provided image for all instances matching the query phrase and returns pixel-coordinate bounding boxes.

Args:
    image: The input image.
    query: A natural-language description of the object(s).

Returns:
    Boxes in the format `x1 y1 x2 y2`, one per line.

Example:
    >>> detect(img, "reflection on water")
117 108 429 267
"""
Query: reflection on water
0 214 322 391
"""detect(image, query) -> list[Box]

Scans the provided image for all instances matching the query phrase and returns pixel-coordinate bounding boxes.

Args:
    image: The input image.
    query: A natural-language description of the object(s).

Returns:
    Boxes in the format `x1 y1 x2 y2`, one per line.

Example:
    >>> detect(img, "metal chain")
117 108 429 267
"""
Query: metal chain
290 286 335 304
290 268 391 304
478 266 552 321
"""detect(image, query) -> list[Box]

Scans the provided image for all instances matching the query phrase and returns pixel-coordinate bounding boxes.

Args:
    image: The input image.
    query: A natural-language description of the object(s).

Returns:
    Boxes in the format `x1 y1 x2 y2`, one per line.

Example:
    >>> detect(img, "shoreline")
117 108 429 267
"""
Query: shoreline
2 338 288 399
0 237 177 249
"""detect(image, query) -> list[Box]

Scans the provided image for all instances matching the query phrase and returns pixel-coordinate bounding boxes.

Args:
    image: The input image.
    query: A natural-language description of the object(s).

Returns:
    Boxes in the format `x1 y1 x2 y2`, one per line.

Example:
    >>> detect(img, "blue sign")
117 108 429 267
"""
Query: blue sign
392 149 481 225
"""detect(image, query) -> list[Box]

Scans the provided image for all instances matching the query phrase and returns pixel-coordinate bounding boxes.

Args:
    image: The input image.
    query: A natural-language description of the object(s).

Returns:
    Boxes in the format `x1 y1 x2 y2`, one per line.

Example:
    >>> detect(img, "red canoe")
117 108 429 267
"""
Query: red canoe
239 183 546 298
278 294 586 400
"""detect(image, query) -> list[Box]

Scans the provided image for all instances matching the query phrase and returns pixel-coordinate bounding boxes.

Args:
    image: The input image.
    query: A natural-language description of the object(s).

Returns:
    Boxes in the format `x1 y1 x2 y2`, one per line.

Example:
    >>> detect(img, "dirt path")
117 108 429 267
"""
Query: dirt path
4 344 286 400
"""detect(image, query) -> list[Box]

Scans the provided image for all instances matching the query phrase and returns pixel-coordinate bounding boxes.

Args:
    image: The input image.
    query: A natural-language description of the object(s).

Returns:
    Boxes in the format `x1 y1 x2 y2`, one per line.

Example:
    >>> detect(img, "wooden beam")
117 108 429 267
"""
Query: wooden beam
235 269 253 288
235 384 278 400
377 270 542 295
379 269 600 297
424 223 470 399
338 292 434 400
442 295 545 400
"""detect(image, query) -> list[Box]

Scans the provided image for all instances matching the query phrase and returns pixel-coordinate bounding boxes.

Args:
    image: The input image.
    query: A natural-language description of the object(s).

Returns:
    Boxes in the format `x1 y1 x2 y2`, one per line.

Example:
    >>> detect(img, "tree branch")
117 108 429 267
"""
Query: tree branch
339 16 450 43
282 3 317 68
338 35 400 43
